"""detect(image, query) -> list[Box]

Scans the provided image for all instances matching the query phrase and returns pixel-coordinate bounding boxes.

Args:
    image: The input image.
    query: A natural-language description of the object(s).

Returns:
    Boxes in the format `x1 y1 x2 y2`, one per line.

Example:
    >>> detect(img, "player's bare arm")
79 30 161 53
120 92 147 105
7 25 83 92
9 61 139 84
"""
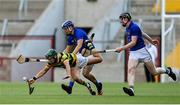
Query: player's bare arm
73 39 83 54
29 65 51 84
115 36 137 52
142 31 152 42
63 59 71 79
142 32 159 46
64 45 72 53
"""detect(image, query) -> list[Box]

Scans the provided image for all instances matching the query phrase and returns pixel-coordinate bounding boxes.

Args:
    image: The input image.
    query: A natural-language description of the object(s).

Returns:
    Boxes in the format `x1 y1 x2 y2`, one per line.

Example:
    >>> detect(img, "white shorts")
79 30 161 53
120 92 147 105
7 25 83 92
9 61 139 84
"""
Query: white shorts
129 47 152 63
77 54 88 69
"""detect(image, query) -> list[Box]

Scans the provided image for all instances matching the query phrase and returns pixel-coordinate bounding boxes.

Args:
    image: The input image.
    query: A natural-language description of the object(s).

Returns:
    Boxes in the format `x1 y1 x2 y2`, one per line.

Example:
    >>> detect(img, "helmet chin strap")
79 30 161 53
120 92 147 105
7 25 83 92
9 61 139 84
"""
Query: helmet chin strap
68 27 74 35
65 27 73 35
66 34 71 36
122 24 126 27
122 20 129 27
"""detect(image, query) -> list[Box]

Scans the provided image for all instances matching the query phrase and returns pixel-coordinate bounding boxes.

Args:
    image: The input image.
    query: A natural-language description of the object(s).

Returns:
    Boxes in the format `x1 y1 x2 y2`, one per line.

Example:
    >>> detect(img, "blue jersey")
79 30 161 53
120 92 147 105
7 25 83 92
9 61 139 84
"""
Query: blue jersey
125 21 145 51
67 28 94 53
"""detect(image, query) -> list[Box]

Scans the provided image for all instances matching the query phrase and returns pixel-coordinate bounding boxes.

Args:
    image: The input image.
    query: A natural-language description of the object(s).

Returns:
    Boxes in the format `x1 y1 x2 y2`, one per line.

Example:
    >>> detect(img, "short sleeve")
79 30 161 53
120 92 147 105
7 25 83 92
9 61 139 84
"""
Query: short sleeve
76 30 84 40
61 53 68 62
130 25 141 36
67 37 73 45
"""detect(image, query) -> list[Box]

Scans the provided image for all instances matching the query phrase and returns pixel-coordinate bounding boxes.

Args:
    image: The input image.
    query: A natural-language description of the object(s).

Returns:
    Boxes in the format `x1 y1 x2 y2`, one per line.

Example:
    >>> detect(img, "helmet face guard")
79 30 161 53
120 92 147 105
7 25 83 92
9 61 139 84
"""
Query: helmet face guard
119 12 131 21
61 20 74 29
119 12 132 27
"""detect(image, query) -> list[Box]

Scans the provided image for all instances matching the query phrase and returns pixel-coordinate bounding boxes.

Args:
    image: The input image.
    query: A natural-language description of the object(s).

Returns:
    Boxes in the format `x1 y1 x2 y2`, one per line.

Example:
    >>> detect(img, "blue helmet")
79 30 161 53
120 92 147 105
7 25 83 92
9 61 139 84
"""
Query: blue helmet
61 20 74 29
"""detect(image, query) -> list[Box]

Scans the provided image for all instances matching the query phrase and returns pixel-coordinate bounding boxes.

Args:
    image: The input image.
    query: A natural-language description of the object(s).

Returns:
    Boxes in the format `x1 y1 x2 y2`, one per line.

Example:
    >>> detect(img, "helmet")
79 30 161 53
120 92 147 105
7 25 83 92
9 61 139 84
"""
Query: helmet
119 12 131 20
61 20 74 29
45 49 57 59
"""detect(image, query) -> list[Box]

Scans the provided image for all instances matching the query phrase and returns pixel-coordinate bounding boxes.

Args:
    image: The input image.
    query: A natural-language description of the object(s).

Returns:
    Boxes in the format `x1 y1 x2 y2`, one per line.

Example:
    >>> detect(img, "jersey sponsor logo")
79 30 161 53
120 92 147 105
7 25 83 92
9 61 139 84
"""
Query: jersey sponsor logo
71 39 77 43
126 31 130 36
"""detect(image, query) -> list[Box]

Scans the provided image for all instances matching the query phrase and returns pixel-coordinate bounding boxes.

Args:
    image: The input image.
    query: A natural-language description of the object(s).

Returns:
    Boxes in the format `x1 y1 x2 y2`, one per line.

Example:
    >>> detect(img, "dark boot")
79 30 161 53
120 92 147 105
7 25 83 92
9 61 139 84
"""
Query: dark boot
167 67 177 81
123 87 135 96
61 84 72 94
97 82 103 95
86 83 96 95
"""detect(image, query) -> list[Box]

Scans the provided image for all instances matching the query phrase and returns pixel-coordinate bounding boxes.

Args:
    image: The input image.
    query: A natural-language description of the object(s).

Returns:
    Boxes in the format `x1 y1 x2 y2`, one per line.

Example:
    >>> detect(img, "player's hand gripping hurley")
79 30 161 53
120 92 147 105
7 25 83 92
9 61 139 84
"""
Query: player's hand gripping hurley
27 79 34 95
22 77 34 95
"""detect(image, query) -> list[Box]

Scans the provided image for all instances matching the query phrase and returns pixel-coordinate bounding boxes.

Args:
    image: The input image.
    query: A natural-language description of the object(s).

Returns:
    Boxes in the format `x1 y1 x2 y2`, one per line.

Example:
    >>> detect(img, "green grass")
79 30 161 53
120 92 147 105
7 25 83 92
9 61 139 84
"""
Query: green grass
0 82 180 104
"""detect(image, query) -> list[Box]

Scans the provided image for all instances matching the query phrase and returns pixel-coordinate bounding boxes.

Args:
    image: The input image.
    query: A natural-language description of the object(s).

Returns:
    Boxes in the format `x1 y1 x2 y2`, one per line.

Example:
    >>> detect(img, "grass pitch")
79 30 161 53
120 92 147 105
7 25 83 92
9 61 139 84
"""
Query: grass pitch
0 82 180 104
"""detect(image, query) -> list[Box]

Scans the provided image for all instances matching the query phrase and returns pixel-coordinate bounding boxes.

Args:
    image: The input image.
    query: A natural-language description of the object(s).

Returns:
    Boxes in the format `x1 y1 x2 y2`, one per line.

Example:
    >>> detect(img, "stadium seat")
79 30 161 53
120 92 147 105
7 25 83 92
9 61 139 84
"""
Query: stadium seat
152 0 180 14
165 42 180 69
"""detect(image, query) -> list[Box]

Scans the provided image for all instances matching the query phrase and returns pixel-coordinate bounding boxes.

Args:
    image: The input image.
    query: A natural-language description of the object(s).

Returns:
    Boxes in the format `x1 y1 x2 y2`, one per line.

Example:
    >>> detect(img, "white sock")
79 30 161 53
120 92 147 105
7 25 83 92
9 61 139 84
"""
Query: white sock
156 67 168 74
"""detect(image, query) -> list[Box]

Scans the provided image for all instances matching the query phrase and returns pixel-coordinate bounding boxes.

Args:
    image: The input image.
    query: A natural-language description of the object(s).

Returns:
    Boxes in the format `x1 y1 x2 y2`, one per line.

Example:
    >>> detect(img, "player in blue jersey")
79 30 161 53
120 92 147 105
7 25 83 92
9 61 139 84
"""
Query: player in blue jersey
61 20 103 95
115 12 177 96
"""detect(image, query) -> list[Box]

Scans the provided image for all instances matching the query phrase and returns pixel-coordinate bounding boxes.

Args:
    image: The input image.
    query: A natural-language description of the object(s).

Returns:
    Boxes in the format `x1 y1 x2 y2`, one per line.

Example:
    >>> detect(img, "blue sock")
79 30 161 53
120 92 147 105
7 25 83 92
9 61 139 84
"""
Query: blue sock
69 81 74 88
95 81 99 88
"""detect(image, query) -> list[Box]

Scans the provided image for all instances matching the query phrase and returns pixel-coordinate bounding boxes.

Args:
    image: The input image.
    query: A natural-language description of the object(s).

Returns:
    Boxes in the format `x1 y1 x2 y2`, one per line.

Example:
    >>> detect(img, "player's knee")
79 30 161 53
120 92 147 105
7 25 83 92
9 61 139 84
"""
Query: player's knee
93 54 103 63
128 67 136 74
96 53 103 62
82 71 87 76
82 71 89 77
97 56 103 63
